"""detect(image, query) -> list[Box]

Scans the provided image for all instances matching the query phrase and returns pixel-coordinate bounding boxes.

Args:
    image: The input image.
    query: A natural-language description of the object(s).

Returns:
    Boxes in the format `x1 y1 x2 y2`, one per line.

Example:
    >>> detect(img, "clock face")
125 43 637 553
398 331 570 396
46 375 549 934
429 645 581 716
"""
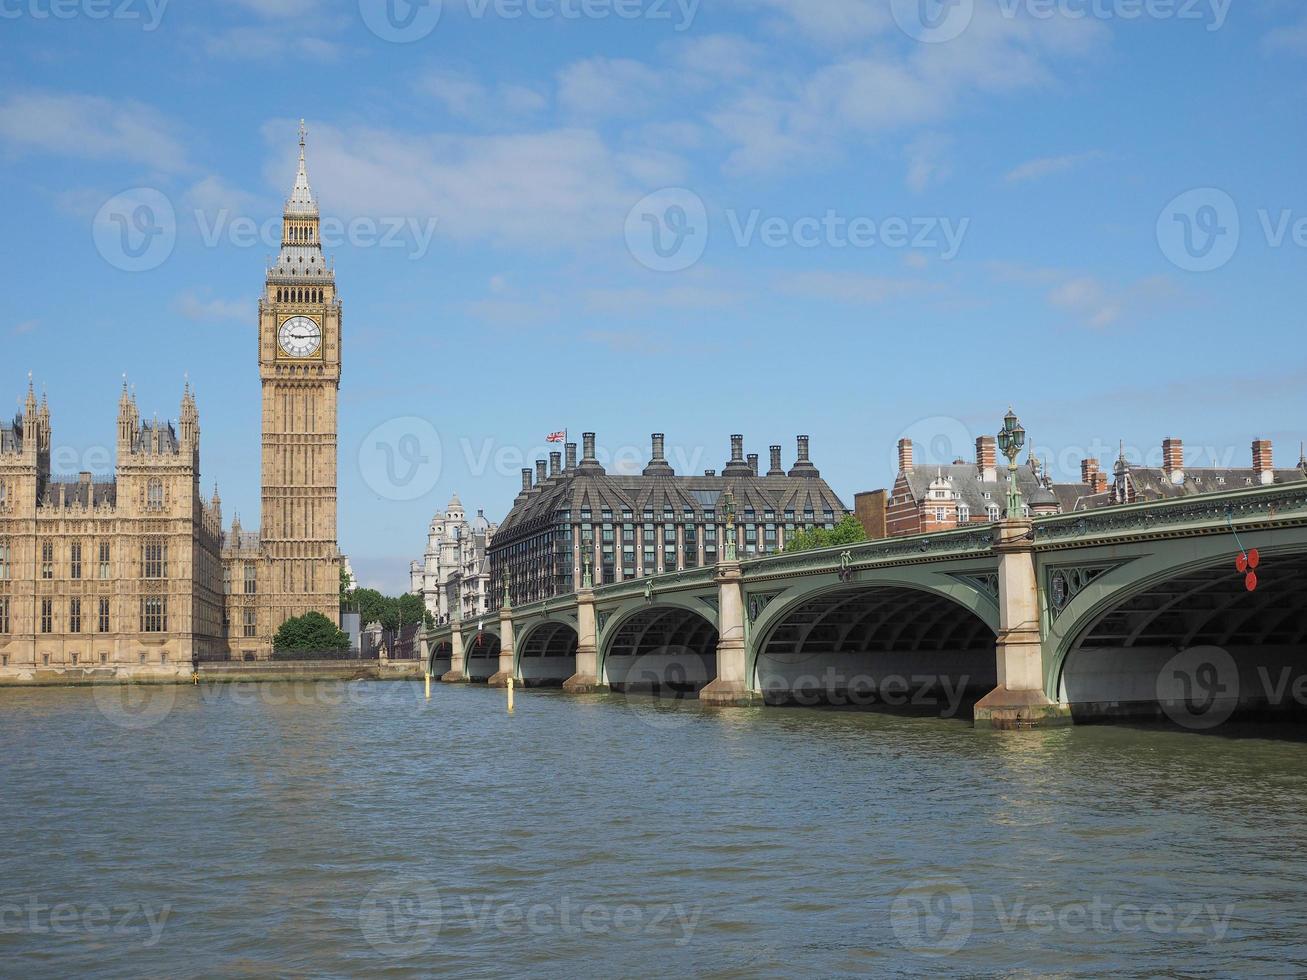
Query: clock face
278 316 322 358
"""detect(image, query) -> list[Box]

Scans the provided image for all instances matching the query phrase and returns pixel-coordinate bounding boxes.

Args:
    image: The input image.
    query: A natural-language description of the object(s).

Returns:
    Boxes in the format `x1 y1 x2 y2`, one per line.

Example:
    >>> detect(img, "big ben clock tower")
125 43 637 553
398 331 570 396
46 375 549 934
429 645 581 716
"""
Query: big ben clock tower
256 121 341 635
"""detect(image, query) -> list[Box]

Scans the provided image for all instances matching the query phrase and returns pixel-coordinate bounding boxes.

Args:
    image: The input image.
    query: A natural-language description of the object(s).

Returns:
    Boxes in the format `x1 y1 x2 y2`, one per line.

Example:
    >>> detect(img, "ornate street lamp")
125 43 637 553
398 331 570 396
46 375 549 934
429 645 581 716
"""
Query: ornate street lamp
723 491 738 562
996 407 1027 519
582 533 594 589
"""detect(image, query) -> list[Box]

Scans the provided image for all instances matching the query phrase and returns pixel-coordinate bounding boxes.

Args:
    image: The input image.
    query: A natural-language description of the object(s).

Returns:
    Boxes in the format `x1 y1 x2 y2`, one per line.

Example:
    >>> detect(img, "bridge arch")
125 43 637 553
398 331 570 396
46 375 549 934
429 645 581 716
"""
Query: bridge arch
1051 537 1307 722
515 620 579 688
600 602 719 696
462 626 501 683
427 639 453 677
748 576 1000 711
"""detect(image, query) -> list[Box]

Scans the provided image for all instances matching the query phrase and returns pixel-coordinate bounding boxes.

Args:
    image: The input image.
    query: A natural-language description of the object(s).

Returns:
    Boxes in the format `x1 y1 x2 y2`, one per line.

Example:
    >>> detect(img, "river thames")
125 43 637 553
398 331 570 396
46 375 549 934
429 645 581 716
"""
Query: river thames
2 681 1305 977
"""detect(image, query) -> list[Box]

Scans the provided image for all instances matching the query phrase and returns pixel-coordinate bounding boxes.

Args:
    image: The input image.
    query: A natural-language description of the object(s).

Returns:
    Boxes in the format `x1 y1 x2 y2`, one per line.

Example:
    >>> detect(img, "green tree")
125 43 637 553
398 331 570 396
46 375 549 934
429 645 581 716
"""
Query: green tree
340 565 354 604
272 611 350 657
783 514 868 554
353 587 389 628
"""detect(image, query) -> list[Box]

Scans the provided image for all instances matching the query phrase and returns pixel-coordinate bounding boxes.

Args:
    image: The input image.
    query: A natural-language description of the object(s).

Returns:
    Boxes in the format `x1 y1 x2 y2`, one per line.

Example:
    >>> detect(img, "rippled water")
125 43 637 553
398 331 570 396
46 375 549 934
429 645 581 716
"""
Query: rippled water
2 681 1306 978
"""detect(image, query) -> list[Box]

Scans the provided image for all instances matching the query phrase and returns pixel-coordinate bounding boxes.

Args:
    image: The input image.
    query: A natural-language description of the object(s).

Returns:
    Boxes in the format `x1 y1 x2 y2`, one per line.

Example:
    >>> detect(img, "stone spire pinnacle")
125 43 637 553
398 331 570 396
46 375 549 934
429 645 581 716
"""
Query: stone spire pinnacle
286 119 317 216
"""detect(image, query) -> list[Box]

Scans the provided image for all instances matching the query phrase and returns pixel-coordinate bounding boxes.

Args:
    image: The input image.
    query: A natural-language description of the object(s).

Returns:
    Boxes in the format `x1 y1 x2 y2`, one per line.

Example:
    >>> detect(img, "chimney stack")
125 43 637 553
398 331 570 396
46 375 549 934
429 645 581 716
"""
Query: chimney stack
768 445 784 477
1162 438 1184 485
787 435 819 477
1253 439 1274 485
549 452 561 478
747 453 759 477
644 432 674 476
577 432 605 474
898 438 914 475
724 434 751 476
536 459 547 485
565 442 578 472
976 436 998 483
1081 458 1108 495
521 468 533 492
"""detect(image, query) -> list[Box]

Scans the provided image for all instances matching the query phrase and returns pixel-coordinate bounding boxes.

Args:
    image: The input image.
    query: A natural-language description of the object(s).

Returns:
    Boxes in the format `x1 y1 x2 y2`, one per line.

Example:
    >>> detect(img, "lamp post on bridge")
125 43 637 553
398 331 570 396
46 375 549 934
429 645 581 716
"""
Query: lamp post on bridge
997 406 1027 520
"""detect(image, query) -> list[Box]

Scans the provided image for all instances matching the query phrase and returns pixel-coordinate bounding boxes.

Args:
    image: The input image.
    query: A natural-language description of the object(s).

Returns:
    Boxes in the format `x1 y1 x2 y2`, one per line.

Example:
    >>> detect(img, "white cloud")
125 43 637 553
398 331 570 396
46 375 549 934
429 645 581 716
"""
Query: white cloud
905 133 953 192
777 272 932 305
1042 272 1180 328
205 27 341 61
1264 18 1307 55
556 58 664 119
1005 151 1103 183
224 0 318 16
262 120 659 248
740 0 892 46
710 5 1104 175
420 69 547 120
11 320 38 336
0 92 187 172
173 291 248 322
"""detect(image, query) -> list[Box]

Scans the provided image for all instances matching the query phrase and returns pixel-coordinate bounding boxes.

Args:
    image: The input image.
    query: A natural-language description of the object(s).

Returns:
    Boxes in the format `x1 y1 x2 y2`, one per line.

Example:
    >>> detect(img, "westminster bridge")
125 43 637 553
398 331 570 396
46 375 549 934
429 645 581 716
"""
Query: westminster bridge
420 483 1307 728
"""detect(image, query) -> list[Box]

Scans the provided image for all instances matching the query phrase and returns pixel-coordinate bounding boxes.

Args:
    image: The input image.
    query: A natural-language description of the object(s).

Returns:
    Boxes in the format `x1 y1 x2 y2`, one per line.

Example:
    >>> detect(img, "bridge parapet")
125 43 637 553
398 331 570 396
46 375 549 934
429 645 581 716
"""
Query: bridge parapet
1032 483 1307 549
740 525 995 582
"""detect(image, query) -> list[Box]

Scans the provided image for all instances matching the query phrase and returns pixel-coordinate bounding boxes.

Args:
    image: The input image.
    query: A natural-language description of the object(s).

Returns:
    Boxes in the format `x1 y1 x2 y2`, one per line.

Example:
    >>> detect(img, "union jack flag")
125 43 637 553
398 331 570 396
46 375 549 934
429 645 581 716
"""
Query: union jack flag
547 431 566 443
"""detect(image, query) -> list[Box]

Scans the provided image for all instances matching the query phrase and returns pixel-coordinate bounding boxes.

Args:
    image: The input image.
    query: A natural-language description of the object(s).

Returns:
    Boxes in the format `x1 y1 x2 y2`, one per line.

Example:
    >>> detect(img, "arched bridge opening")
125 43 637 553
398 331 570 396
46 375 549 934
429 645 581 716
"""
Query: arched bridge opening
755 585 997 714
604 607 718 698
427 640 453 677
1061 551 1307 725
464 631 501 684
518 622 579 688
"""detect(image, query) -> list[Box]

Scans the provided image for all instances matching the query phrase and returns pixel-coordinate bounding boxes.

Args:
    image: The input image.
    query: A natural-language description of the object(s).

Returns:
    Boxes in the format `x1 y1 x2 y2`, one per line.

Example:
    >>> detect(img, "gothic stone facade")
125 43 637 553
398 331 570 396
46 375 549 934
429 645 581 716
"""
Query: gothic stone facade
0 383 225 680
489 433 849 609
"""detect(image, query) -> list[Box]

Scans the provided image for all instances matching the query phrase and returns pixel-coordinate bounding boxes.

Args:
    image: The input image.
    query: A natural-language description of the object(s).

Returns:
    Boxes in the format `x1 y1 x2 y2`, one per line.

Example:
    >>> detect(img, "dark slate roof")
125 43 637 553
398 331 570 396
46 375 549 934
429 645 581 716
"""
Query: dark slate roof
135 421 179 454
494 459 849 542
0 416 20 453
1116 465 1307 502
223 530 262 551
42 479 116 508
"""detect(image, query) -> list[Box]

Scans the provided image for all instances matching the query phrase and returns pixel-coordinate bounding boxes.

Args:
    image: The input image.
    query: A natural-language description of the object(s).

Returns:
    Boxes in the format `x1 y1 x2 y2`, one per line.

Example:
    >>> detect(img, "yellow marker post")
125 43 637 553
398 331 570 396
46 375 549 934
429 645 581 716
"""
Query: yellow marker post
425 671 431 700
507 676 515 713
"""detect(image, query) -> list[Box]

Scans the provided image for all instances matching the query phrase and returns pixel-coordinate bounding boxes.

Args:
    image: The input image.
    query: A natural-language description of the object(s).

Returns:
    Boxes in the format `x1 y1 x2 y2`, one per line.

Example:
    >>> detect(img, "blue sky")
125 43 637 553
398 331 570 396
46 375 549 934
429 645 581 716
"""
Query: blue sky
1 0 1305 593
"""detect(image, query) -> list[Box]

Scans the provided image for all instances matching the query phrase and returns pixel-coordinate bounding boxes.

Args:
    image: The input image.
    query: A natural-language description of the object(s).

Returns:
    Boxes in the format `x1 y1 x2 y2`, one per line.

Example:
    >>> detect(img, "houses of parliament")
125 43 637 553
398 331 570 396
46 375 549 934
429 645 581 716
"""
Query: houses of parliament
0 126 341 679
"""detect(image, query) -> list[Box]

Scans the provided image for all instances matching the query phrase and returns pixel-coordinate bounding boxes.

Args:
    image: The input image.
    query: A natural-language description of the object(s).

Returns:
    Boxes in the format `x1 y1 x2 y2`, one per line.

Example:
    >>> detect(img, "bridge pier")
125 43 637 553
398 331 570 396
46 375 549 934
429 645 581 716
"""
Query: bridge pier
700 560 762 707
488 607 517 688
563 588 605 693
975 519 1071 729
440 627 467 683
